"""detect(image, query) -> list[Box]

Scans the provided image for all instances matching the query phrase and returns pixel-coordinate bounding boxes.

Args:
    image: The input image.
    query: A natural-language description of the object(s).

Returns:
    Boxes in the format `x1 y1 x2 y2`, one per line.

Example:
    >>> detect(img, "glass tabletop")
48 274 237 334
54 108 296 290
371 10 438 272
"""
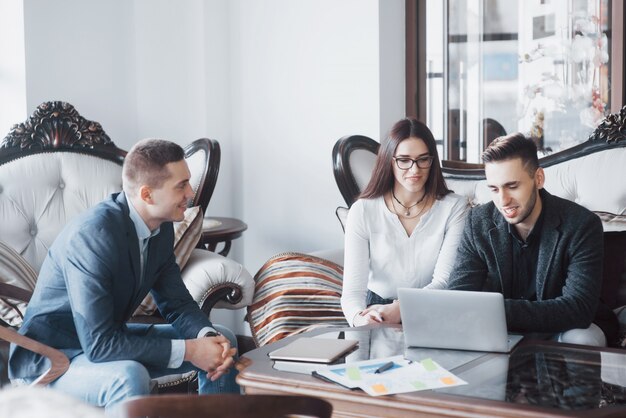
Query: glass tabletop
443 345 626 410
273 327 626 412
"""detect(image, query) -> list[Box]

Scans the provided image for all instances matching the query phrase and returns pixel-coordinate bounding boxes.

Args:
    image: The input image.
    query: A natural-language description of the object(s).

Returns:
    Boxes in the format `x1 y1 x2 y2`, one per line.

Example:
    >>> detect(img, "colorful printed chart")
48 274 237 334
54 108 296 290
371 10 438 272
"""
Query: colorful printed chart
314 355 467 396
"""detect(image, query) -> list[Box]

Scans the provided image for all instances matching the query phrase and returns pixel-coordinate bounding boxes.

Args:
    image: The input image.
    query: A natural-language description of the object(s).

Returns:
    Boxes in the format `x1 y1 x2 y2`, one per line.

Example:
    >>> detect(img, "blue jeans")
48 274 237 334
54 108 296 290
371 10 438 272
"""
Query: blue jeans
26 323 240 413
366 290 395 306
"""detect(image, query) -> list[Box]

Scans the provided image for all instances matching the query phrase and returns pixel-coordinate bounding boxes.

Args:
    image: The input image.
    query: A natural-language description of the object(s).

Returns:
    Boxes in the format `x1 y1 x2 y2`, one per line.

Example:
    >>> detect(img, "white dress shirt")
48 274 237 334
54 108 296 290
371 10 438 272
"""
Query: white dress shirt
341 193 468 326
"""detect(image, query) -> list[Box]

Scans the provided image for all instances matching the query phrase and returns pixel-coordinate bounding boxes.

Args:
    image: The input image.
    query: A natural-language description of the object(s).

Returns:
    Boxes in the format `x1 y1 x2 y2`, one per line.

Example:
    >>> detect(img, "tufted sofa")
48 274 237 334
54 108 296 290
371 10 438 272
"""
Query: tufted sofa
0 101 254 390
247 107 626 348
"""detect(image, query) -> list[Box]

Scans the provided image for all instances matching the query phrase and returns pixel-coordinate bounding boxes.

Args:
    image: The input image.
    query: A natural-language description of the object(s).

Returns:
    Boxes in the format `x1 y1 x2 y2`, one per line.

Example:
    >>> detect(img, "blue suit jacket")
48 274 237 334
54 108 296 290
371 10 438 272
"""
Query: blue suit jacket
9 192 212 379
447 189 604 334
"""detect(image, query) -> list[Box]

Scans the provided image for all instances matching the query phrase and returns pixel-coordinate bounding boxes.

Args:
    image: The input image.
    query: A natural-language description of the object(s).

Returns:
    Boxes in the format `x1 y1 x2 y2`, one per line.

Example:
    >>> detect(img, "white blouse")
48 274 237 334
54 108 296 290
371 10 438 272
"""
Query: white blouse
341 193 468 326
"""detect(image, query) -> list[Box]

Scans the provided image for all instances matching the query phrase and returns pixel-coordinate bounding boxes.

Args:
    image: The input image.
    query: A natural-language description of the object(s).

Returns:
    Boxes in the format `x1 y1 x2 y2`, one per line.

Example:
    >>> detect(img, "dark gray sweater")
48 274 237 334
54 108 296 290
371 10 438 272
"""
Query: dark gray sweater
448 189 603 333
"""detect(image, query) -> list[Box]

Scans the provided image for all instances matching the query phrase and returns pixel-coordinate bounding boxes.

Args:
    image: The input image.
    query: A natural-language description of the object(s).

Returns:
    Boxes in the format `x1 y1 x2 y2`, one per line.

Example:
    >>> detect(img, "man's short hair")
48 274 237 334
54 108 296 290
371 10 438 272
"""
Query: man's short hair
482 132 539 176
122 139 185 196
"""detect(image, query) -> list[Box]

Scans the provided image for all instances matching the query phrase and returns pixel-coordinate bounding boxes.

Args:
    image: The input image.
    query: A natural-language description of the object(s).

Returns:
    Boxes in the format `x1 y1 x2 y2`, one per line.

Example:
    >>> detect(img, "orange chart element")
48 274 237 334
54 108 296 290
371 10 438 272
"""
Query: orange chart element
440 376 456 385
371 384 388 394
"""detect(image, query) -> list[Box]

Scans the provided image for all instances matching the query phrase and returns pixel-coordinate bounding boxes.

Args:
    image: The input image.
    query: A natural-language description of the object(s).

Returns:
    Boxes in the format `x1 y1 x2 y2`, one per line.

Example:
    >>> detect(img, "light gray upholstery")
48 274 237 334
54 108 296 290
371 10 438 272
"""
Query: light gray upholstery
349 148 378 192
0 153 123 272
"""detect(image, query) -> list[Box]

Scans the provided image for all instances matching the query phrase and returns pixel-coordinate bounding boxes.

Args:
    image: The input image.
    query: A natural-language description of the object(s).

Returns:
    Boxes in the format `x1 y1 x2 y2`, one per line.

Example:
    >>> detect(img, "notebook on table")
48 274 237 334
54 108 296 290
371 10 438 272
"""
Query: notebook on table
268 337 358 363
398 288 523 353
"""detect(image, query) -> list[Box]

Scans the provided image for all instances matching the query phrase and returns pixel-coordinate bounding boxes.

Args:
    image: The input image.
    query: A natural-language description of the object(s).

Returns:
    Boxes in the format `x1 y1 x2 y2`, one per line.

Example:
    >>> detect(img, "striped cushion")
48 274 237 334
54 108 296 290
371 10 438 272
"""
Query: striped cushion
0 241 37 327
246 253 348 347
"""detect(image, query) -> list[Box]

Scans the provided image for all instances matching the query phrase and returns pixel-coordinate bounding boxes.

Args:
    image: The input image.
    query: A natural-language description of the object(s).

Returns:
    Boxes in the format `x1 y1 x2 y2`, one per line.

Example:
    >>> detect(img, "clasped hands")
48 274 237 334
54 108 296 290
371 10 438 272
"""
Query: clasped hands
184 334 237 381
353 299 401 326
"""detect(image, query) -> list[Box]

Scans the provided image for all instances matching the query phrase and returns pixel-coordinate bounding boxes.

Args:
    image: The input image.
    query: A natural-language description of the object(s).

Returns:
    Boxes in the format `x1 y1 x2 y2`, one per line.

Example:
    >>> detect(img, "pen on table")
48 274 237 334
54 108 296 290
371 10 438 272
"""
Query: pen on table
374 361 394 374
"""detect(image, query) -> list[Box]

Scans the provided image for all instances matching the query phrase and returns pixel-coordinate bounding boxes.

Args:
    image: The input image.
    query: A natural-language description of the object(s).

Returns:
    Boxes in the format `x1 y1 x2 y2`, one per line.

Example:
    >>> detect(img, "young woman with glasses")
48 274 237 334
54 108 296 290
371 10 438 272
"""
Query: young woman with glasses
341 118 468 326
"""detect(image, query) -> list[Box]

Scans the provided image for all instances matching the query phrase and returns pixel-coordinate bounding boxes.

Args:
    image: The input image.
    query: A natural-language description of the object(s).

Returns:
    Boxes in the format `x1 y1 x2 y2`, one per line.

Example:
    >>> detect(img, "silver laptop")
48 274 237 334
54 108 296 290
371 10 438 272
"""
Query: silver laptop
398 288 523 353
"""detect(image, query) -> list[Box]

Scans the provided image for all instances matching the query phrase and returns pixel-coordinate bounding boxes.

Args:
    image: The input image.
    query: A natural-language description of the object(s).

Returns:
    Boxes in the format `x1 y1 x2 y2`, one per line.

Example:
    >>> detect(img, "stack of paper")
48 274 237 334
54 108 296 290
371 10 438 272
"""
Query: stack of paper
313 355 467 396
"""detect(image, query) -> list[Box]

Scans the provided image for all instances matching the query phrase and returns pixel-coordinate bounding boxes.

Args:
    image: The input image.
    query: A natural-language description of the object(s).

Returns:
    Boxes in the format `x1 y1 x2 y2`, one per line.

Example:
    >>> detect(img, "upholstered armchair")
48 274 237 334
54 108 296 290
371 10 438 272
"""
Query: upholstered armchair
0 101 254 390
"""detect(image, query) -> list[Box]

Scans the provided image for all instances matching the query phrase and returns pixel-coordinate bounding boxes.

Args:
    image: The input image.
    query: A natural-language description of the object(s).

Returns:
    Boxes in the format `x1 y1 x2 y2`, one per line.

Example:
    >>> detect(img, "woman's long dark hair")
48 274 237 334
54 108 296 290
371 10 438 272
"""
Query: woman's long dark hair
360 118 450 200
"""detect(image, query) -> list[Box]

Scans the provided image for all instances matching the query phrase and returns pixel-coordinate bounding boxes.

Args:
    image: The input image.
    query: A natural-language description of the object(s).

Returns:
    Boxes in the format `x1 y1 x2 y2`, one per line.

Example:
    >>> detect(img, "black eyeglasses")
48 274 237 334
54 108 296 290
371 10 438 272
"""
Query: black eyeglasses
393 156 434 170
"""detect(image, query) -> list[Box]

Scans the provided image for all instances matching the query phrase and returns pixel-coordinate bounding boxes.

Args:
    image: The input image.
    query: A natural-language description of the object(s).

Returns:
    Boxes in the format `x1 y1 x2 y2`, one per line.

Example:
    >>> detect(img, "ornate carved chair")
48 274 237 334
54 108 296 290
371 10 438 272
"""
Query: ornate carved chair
0 101 254 391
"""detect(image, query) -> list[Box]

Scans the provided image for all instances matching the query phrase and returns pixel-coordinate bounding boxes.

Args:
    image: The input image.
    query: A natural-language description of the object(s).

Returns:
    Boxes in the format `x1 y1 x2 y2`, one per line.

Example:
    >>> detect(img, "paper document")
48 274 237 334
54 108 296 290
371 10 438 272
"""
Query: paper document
313 355 467 396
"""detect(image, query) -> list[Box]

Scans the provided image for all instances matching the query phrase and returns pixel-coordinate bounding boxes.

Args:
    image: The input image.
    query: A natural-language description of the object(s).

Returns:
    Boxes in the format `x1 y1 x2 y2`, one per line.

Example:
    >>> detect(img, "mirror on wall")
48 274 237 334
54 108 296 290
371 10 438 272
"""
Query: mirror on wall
411 0 620 163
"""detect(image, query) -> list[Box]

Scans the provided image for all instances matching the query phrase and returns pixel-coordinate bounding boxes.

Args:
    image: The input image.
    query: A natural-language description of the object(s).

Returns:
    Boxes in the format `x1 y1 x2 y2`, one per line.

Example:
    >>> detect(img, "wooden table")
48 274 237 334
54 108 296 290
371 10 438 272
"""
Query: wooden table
197 217 247 256
236 325 626 418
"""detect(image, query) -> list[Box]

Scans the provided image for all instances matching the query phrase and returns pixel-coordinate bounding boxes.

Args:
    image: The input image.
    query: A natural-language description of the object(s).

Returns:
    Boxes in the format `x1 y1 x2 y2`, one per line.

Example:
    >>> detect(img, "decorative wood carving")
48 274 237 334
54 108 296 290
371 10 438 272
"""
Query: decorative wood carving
589 105 626 144
3 101 110 149
0 101 125 164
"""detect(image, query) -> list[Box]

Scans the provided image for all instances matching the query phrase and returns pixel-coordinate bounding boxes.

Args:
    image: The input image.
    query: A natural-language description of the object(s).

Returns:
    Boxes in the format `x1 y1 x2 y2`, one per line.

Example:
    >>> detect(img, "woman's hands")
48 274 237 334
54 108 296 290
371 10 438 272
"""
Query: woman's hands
353 300 401 326
353 307 382 326
184 334 237 381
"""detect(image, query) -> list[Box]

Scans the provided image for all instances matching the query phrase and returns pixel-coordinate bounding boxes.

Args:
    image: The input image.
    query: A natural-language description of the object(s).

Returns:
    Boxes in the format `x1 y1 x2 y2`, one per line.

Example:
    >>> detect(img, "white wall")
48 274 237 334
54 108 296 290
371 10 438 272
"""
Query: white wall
231 0 405 274
0 0 27 137
131 0 233 219
20 0 235 215
15 0 405 334
23 0 136 149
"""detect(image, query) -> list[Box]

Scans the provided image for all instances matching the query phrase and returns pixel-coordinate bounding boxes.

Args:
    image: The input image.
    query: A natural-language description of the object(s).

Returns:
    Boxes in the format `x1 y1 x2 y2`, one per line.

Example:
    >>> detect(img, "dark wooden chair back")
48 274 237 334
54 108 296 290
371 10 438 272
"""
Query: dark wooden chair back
482 117 507 150
0 282 69 386
332 134 380 207
183 138 220 214
441 160 485 170
119 394 333 418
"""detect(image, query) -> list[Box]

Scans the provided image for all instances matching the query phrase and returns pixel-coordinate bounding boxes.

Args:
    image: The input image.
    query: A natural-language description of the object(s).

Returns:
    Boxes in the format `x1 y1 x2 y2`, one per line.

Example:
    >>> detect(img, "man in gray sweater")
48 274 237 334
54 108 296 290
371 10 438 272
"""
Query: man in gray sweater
448 133 616 346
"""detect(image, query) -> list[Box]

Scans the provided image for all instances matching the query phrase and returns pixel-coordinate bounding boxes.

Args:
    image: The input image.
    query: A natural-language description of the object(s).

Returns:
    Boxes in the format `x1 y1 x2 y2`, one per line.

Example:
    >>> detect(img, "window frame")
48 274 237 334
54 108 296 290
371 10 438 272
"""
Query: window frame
405 0 625 155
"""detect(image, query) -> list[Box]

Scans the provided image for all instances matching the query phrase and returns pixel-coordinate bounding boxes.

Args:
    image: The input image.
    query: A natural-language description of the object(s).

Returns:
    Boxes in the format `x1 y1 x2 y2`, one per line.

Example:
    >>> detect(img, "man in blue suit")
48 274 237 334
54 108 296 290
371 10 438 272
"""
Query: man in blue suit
9 139 239 411
448 133 617 346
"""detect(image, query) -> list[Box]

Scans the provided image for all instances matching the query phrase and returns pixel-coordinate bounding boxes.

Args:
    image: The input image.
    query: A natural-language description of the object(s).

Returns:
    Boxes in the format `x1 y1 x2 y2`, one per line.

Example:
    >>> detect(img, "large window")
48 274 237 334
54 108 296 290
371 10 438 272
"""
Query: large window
407 0 624 162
